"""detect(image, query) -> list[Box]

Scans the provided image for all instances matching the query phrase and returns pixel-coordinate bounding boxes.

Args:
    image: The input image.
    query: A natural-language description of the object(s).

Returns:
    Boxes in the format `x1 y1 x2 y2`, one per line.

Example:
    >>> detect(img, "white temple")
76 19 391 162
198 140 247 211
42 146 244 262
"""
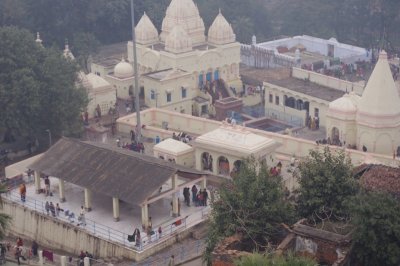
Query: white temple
124 0 242 114
326 50 400 155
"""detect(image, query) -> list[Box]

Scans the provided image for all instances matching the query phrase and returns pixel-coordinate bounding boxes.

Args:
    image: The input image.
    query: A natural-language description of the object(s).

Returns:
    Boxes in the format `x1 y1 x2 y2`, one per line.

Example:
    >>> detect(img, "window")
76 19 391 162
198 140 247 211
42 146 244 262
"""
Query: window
150 90 155 100
166 92 172 103
181 87 187 98
314 108 319 117
269 94 273 103
275 96 279 105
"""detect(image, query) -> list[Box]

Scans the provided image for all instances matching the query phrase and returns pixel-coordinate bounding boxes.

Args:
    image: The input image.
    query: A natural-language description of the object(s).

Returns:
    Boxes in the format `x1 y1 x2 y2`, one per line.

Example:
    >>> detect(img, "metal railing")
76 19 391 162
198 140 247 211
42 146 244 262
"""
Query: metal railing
4 191 210 252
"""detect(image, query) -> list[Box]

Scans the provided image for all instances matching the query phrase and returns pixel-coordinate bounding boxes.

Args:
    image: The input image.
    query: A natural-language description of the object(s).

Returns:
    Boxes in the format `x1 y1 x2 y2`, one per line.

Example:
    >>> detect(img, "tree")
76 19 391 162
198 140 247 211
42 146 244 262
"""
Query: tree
349 191 400 266
0 26 87 141
0 184 11 240
234 253 317 266
296 147 358 221
72 32 100 73
205 158 296 265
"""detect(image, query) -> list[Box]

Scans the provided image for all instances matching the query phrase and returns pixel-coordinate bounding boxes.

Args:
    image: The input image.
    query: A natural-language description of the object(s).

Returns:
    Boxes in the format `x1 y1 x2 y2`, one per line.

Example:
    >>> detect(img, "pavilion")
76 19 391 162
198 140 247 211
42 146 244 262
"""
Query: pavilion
29 137 208 228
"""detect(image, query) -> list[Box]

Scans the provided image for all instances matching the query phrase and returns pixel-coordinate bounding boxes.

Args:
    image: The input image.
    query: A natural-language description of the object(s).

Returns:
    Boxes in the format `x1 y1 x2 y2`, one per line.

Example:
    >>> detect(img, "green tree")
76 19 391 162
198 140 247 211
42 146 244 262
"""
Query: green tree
0 26 87 141
234 253 317 266
349 191 400 266
205 158 296 265
0 184 11 240
296 147 358 221
72 32 100 73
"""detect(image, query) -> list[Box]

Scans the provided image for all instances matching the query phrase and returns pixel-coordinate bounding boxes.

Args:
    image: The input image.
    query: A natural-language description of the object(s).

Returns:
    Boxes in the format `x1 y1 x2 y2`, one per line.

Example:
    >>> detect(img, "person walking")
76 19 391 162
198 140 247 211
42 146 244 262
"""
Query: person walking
168 255 175 266
191 185 198 205
45 201 50 215
49 202 56 217
19 183 26 202
79 206 86 226
44 176 50 196
31 241 38 257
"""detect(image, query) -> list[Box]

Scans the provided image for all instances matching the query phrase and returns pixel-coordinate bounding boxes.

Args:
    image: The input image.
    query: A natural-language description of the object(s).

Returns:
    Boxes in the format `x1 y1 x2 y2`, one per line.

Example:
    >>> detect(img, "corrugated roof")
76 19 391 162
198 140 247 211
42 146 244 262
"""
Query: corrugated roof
29 138 205 205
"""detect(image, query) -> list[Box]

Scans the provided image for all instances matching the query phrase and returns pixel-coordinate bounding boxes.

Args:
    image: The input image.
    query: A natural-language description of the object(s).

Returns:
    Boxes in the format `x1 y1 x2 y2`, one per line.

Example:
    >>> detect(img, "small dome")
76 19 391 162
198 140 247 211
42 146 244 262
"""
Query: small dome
208 10 235 45
135 12 159 45
63 43 75 60
165 25 192 54
114 58 134 79
328 93 360 120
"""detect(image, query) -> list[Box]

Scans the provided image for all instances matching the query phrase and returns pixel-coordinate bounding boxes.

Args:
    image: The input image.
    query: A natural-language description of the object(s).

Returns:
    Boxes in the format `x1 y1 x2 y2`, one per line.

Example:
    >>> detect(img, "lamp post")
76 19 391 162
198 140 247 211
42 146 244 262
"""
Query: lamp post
45 129 52 148
130 0 141 143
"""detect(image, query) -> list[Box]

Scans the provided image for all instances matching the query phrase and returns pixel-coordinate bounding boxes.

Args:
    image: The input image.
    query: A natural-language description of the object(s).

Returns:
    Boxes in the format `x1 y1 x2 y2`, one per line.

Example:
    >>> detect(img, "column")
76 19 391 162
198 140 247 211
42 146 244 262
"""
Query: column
84 188 92 212
58 179 65 202
113 197 120 222
212 155 218 175
60 256 67 266
83 257 90 266
38 250 43 266
141 203 148 228
34 171 41 194
201 177 207 190
171 174 179 217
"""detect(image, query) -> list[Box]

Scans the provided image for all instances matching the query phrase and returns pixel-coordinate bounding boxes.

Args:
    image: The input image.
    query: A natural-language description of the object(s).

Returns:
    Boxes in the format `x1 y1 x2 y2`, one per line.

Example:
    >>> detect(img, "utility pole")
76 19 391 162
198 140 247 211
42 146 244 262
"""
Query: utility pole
130 0 141 143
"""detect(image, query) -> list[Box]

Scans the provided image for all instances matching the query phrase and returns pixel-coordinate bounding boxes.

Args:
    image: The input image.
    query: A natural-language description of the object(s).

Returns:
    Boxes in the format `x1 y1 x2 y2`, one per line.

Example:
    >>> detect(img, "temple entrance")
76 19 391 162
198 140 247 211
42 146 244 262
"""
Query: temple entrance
218 156 230 176
331 127 340 143
201 152 213 172
206 72 212 82
214 70 219 80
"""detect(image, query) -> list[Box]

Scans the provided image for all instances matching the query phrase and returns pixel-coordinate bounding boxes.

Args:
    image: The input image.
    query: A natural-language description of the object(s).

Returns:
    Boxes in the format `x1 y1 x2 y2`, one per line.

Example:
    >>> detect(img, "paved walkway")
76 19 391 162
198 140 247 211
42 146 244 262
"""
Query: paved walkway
9 176 210 250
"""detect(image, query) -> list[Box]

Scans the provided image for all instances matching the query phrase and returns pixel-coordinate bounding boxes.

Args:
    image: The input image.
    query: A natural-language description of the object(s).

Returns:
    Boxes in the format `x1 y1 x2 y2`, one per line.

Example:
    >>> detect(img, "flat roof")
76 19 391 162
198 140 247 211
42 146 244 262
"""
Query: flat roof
149 42 216 52
154 138 194 156
240 64 291 86
144 68 189 81
92 42 127 66
267 77 345 102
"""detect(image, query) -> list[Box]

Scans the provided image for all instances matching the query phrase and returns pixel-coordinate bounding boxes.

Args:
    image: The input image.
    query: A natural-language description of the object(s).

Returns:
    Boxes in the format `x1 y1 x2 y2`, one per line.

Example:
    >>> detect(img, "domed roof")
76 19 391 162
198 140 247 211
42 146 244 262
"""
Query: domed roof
135 12 159 45
160 0 205 45
328 92 360 120
357 50 400 126
329 93 359 112
86 73 111 91
165 25 193 54
114 58 134 79
208 10 236 45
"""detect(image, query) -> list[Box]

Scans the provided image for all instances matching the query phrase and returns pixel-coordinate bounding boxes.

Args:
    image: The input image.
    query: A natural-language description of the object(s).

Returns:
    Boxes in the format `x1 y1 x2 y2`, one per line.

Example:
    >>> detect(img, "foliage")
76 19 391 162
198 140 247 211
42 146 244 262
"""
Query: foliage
204 158 296 265
234 252 317 266
349 191 400 266
72 32 100 73
0 26 87 140
296 147 358 222
0 184 11 240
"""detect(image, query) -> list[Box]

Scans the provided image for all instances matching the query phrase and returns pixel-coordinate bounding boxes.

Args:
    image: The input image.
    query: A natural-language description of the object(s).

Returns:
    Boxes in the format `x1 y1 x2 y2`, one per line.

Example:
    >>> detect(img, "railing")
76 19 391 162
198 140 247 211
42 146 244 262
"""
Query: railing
133 240 206 266
5 191 210 252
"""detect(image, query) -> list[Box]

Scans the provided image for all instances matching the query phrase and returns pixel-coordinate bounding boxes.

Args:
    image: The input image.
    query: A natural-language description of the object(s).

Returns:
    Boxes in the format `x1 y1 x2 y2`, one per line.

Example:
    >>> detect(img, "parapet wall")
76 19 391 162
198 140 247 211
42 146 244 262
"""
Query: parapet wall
3 199 191 262
292 67 365 95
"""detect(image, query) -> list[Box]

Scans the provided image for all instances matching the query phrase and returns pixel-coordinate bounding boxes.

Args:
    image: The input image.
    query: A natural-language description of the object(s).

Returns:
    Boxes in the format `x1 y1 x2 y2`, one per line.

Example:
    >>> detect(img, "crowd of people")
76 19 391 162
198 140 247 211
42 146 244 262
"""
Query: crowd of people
183 185 208 207
306 116 319 131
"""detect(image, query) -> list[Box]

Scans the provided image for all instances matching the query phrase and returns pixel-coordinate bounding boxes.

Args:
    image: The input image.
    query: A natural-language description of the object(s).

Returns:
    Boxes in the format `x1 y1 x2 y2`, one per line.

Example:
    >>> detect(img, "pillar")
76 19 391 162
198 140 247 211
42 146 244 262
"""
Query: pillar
141 203 149 228
212 155 218 175
172 174 179 217
58 179 65 202
83 257 90 266
38 250 43 266
201 177 207 190
60 256 67 266
84 188 92 212
34 171 41 194
113 197 120 222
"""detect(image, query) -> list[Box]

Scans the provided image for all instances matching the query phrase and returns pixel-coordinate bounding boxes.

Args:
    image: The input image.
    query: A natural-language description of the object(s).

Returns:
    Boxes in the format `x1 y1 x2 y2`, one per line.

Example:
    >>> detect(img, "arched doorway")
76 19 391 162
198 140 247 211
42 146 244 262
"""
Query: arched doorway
285 97 295 108
218 156 230 176
201 152 213 172
296 99 304 110
331 127 340 143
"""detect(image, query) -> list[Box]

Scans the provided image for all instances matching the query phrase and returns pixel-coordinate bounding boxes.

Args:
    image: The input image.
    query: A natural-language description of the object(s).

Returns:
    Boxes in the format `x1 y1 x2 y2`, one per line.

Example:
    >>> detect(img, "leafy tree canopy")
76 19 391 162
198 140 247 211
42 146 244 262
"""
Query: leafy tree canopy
0 26 87 141
349 191 400 266
296 147 358 221
234 252 317 266
205 158 296 264
0 184 11 240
